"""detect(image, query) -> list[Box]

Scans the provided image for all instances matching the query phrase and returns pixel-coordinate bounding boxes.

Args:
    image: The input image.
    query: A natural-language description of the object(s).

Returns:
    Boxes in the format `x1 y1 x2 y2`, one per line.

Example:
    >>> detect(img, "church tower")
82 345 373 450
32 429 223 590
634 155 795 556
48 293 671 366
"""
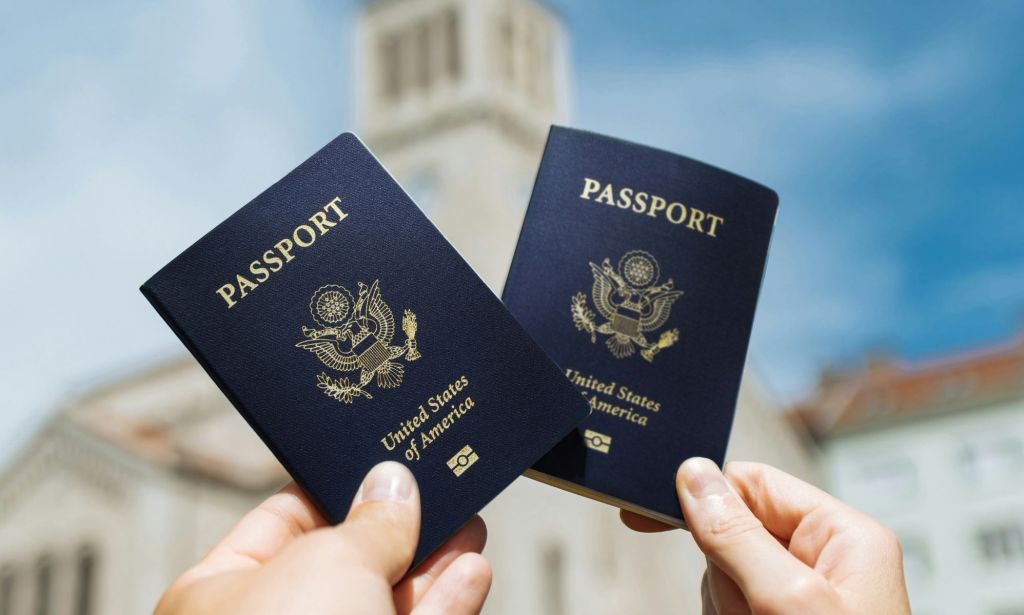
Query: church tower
356 0 570 288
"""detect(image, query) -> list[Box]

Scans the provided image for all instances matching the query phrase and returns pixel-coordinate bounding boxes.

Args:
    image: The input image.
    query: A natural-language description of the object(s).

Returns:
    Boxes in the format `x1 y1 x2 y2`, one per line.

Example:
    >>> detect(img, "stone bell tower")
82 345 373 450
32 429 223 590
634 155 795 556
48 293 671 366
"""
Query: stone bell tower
356 0 570 288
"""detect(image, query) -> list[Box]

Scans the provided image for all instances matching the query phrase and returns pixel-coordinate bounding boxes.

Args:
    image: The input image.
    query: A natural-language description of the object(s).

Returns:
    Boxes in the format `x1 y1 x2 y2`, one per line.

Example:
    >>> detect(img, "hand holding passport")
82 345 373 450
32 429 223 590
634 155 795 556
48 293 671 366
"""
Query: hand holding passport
142 128 775 565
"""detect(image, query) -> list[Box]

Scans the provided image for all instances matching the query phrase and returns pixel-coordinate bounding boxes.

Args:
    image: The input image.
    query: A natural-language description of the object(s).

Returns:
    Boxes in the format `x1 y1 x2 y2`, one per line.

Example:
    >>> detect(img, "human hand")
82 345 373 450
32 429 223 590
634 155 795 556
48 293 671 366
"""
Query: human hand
155 461 492 615
621 459 911 615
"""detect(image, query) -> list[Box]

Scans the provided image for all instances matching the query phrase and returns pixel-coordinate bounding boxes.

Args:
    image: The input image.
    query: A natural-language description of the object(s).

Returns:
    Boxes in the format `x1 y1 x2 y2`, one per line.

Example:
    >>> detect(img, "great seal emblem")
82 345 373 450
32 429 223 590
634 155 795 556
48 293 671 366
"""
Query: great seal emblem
570 250 682 362
296 280 421 403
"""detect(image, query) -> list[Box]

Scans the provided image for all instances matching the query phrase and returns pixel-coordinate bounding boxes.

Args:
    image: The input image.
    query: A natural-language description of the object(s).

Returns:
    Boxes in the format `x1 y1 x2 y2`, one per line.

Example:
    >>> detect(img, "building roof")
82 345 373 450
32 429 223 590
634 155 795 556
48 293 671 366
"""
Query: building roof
64 356 287 490
789 331 1024 439
362 0 560 16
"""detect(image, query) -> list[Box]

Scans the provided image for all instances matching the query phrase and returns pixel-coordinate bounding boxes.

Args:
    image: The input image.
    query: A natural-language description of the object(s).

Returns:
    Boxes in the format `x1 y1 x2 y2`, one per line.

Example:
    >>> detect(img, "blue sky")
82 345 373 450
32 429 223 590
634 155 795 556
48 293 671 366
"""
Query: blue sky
560 1 1024 380
1 0 1022 457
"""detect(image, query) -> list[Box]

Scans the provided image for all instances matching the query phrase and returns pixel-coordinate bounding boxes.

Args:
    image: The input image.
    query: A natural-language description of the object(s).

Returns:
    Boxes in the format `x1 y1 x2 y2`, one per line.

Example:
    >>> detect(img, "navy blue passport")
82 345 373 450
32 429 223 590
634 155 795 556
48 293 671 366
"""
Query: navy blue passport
141 132 590 565
503 127 777 527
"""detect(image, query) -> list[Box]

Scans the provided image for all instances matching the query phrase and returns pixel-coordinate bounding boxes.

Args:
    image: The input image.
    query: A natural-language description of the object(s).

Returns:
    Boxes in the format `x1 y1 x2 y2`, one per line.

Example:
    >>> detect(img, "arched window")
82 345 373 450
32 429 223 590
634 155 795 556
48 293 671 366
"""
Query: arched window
34 555 52 615
498 12 515 83
75 546 98 615
442 8 460 80
378 32 402 101
540 543 565 615
0 566 15 615
414 20 431 91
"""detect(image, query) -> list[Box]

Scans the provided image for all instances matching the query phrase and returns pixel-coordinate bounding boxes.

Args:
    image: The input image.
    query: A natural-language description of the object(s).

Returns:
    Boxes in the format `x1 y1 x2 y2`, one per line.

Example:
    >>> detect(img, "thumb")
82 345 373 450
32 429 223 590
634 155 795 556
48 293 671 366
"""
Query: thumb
678 458 821 604
335 461 421 585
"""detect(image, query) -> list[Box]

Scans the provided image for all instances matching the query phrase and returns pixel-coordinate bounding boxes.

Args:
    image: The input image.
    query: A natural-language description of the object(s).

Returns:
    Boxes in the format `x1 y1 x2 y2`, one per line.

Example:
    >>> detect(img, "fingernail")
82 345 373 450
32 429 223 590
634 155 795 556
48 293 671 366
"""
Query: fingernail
357 461 414 503
679 457 728 498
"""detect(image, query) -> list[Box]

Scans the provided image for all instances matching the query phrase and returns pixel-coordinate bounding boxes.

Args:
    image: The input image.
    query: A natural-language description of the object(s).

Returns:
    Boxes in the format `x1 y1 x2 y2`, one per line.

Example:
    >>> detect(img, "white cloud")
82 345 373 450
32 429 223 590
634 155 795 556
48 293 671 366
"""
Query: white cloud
941 263 1024 317
576 43 972 180
0 0 343 460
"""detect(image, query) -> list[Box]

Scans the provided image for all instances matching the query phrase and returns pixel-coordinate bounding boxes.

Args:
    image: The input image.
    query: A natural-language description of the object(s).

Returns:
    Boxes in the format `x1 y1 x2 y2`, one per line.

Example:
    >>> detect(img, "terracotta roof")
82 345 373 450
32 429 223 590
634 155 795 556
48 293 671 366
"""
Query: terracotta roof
789 331 1024 438
66 356 287 490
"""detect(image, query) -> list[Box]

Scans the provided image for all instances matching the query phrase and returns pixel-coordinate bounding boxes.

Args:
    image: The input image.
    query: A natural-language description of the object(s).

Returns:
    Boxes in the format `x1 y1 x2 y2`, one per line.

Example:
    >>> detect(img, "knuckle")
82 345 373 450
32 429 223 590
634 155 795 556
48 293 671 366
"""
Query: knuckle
316 507 418 574
341 565 390 590
850 512 903 558
459 553 493 591
357 500 413 535
254 498 306 538
478 557 495 586
369 512 417 556
705 508 765 544
327 564 393 600
309 528 364 562
724 461 768 484
153 576 213 615
875 524 903 559
723 461 770 504
749 574 827 614
312 531 394 583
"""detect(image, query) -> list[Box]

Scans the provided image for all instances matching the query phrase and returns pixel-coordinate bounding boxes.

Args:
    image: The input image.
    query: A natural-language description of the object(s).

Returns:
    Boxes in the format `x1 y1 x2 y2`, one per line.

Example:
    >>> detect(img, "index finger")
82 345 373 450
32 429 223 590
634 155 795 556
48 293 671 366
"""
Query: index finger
187 482 328 581
619 510 674 533
678 458 828 603
724 462 850 539
725 461 904 582
394 515 488 614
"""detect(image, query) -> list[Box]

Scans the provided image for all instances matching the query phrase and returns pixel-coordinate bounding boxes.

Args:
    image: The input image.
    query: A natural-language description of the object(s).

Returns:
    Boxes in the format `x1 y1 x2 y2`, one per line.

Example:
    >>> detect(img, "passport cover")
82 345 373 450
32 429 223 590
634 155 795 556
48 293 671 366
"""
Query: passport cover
141 132 590 565
503 126 778 526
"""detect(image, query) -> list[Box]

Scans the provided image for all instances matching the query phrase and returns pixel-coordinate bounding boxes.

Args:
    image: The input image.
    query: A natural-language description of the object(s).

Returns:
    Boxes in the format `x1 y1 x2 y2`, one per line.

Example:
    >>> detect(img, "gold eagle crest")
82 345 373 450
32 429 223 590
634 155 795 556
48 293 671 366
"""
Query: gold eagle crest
571 250 682 362
296 280 420 403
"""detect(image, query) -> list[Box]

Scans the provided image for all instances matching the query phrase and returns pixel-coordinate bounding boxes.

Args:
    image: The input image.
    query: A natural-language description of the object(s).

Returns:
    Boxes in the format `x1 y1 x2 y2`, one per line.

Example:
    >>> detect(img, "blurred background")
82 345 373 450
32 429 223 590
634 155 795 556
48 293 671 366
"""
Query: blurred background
1 0 1022 613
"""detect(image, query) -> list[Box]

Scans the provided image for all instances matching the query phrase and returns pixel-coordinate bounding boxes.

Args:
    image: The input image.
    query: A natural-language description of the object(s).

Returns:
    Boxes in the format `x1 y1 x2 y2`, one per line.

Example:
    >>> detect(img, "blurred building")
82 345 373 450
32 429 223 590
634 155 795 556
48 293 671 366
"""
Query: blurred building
791 332 1024 615
0 0 819 614
0 360 816 615
0 361 286 615
357 0 570 289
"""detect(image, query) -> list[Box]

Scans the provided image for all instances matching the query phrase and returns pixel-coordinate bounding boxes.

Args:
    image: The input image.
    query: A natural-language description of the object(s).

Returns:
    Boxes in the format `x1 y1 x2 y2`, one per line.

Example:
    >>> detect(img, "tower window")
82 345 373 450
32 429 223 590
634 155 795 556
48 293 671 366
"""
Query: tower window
379 32 401 101
443 8 460 80
854 456 919 506
977 522 1024 564
75 546 98 615
498 12 515 83
1 566 14 615
524 17 538 97
533 20 553 105
958 435 1024 487
34 556 52 615
379 9 459 103
414 20 431 91
540 543 565 615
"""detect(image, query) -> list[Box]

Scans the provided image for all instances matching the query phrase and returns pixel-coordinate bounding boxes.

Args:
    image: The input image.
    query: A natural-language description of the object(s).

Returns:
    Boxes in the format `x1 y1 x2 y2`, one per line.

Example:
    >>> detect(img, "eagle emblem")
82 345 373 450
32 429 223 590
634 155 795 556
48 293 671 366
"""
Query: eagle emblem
296 280 421 403
570 250 682 362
